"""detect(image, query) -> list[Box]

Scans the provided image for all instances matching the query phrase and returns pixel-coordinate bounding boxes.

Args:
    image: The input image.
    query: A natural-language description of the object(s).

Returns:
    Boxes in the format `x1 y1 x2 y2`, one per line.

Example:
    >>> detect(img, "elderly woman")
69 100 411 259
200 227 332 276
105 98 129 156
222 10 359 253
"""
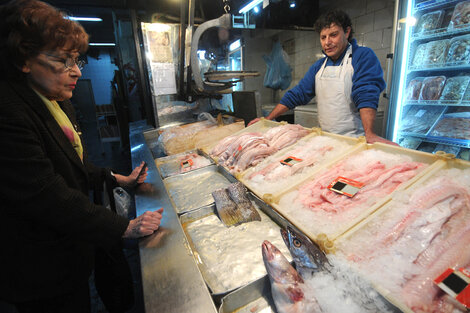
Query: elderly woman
0 0 163 312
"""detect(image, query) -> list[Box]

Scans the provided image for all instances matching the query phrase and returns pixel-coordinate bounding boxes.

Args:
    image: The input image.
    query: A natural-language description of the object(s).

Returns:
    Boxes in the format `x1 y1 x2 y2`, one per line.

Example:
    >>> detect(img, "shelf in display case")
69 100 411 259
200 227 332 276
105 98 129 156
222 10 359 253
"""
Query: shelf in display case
399 131 470 148
405 100 470 106
411 25 470 42
414 0 461 12
408 63 470 73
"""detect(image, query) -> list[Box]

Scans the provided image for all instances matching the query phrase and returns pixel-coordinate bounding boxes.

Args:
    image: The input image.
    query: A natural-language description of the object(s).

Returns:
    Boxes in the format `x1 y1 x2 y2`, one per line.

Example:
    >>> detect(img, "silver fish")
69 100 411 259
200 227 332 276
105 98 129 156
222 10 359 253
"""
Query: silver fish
227 182 261 222
262 240 322 313
281 226 330 277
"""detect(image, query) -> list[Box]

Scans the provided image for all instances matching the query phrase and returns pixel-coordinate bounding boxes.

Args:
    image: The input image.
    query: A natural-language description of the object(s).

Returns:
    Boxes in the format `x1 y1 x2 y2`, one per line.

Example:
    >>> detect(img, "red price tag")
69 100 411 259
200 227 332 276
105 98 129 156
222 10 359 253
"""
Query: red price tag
435 268 470 309
280 156 303 166
327 177 364 198
233 145 243 158
180 159 194 169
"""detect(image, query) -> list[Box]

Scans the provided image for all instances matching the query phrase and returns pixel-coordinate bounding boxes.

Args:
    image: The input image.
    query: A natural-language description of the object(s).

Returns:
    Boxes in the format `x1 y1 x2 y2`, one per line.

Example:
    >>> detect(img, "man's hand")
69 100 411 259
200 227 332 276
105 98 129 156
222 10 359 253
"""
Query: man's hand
123 208 164 239
365 132 399 146
247 117 262 126
115 161 148 187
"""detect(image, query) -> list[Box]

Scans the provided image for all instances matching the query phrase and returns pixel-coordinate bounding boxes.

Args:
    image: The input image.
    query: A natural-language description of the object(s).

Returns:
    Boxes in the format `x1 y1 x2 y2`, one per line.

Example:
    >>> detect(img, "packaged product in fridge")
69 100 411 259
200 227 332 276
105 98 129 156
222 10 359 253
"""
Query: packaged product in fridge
414 10 444 34
458 147 470 160
429 109 470 140
419 76 446 100
416 141 436 153
398 136 422 149
446 34 470 65
411 43 428 68
423 39 449 66
404 77 424 100
399 105 446 134
439 75 470 101
432 144 460 155
464 83 470 101
448 0 470 29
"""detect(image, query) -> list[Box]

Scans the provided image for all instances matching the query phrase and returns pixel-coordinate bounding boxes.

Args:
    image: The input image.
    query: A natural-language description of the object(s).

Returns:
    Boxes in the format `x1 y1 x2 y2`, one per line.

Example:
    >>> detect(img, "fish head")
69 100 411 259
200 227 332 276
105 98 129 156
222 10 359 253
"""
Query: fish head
262 240 303 285
282 226 330 276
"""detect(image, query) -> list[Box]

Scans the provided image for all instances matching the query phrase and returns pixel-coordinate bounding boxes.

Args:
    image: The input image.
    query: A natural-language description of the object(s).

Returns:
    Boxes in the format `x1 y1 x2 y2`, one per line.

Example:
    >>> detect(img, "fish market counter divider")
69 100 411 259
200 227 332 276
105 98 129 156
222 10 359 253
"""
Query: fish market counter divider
267 142 445 252
130 124 217 313
334 156 470 313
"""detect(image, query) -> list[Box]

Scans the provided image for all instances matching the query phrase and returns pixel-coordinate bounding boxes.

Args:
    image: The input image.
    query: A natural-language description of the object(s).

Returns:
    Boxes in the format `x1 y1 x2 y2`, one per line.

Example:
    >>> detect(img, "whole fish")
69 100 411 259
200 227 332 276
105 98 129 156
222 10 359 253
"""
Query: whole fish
261 240 322 313
227 182 261 222
280 227 399 313
281 226 330 277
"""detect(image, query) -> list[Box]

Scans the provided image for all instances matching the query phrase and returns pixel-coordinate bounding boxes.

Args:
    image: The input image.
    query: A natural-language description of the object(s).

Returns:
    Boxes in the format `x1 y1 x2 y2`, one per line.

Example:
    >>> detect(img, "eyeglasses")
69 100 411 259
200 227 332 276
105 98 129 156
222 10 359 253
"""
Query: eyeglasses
40 52 85 71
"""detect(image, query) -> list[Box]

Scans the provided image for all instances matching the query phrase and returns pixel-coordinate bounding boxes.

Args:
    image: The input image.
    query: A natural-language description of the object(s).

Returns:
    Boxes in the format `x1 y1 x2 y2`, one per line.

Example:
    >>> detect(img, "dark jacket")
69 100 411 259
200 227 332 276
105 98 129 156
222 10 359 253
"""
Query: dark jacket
0 78 129 302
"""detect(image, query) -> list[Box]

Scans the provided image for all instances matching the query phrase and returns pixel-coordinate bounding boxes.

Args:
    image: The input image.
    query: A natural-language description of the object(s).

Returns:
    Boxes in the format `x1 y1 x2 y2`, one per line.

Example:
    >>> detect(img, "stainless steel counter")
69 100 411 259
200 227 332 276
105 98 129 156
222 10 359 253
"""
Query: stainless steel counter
129 123 217 313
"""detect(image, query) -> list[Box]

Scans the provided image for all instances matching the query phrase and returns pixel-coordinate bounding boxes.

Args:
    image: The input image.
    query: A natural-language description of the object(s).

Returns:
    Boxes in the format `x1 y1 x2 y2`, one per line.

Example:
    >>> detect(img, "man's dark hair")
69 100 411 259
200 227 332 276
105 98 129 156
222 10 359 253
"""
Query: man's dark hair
313 9 354 42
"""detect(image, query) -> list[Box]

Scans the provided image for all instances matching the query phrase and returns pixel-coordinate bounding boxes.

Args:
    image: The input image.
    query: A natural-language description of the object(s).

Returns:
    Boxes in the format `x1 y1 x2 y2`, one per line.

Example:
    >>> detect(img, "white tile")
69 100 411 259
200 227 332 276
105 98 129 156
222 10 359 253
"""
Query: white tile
355 13 375 35
382 27 393 49
364 30 384 50
366 0 387 13
374 7 394 30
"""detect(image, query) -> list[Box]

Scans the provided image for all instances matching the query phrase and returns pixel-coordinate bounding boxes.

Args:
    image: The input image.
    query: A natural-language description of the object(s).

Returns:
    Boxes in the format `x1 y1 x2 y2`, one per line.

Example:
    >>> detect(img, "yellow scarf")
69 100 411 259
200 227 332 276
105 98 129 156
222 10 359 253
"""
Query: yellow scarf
33 89 84 161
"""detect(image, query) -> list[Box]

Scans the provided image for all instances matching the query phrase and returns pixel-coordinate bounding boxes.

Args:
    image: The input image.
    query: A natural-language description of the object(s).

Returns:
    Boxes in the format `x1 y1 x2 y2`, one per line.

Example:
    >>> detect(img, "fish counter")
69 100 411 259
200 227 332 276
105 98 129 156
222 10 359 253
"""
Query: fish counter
131 121 470 313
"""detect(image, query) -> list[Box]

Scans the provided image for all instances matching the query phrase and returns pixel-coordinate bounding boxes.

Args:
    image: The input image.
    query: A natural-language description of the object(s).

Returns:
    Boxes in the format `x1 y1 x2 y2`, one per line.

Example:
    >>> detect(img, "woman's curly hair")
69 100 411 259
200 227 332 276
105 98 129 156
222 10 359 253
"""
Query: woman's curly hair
0 0 89 76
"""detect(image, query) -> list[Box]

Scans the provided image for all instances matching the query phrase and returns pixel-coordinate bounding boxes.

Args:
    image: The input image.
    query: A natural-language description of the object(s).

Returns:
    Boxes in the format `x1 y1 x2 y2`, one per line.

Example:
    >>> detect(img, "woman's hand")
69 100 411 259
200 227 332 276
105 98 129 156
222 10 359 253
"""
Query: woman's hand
122 208 164 239
114 161 148 187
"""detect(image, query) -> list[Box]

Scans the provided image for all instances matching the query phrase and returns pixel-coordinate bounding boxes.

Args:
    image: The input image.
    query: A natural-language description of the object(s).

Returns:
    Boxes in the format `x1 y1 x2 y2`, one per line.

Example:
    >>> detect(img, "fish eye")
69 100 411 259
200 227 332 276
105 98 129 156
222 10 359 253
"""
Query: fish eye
293 239 301 247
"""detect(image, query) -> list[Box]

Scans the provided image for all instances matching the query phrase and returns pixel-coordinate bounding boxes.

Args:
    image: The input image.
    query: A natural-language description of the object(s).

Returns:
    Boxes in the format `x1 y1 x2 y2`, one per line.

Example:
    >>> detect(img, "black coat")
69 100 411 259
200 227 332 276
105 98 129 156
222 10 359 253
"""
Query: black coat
0 78 129 302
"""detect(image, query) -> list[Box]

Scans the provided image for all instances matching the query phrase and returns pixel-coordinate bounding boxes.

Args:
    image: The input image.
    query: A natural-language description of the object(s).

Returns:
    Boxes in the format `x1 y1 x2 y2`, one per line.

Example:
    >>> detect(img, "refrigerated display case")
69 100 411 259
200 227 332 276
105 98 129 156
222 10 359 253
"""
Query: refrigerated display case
386 0 470 161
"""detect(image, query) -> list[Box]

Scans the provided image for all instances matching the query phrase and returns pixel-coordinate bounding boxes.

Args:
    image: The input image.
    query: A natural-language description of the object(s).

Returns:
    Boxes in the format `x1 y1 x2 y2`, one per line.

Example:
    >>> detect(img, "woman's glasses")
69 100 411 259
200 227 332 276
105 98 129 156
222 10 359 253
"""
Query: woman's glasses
40 52 85 71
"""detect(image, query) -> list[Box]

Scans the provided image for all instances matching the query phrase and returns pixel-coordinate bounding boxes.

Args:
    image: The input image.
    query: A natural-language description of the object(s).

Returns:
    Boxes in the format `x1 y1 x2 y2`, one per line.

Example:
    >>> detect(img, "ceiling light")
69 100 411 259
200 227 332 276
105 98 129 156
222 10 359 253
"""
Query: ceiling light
239 0 263 14
253 6 259 13
289 0 296 8
89 43 116 46
67 17 103 22
229 40 241 51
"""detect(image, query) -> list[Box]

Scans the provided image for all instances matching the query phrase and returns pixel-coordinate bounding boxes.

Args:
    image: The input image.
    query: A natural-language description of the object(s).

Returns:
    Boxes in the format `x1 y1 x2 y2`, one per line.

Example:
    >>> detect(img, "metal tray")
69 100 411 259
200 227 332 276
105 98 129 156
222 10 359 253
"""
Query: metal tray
163 165 237 214
155 149 214 179
180 193 293 296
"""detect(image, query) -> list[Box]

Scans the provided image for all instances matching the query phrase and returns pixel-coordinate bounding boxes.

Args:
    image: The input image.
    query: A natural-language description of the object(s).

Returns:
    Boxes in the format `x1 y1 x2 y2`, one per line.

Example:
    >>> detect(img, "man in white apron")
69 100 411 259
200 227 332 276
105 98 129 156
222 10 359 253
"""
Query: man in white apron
249 9 396 145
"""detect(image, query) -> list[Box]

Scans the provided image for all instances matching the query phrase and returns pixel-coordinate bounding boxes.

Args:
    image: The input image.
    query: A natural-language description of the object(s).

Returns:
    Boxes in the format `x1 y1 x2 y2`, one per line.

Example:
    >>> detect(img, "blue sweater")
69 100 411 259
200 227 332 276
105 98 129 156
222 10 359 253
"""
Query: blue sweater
280 39 385 111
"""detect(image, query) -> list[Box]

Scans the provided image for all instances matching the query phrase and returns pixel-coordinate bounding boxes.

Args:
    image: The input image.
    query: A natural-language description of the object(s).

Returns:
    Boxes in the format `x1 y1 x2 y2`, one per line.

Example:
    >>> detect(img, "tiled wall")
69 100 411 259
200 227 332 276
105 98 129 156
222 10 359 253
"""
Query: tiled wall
80 49 118 106
243 0 395 111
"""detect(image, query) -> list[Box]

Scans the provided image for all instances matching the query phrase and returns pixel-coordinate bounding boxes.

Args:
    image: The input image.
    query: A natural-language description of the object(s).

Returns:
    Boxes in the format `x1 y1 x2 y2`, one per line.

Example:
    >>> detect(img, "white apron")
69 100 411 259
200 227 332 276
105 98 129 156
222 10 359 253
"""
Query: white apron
315 45 364 136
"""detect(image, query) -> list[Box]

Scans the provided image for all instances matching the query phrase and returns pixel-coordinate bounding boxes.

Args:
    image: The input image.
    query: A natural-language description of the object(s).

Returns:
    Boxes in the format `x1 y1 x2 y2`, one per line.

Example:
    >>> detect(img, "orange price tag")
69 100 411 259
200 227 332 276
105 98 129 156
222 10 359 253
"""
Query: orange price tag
280 156 303 166
180 159 194 170
233 145 243 158
327 177 364 198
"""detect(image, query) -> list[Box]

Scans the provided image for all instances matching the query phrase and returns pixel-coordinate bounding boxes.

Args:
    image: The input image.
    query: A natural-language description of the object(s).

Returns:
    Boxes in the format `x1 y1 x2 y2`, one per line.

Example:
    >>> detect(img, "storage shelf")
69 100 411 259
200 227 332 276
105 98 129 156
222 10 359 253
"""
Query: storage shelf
407 63 470 74
414 0 461 12
405 100 470 106
411 26 470 42
399 131 470 148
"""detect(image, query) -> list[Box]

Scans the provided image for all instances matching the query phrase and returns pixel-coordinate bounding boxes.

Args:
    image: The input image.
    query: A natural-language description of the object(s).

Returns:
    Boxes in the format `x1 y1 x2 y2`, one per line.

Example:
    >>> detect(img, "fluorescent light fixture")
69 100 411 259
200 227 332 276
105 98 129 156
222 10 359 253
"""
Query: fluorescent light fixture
229 40 241 51
253 6 259 13
89 43 116 46
197 50 206 59
67 17 102 22
392 0 412 142
290 3 296 8
239 0 263 14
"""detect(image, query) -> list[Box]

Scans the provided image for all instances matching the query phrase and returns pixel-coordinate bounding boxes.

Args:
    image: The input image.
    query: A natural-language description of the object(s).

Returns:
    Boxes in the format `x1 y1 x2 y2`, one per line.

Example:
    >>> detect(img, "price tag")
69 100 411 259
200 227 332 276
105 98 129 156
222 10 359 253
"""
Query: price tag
327 177 364 197
280 156 303 166
180 159 194 170
435 268 470 309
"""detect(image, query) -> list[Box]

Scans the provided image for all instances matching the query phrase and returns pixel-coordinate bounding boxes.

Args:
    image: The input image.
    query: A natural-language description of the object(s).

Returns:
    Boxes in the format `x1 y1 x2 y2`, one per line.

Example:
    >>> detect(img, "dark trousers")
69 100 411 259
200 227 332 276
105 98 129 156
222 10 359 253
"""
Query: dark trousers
13 279 91 313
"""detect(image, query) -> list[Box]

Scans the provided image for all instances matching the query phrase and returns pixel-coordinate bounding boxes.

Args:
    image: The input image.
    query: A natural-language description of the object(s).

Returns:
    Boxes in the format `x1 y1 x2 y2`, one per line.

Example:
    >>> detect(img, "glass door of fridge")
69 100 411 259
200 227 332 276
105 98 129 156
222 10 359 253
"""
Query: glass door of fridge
388 0 470 161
